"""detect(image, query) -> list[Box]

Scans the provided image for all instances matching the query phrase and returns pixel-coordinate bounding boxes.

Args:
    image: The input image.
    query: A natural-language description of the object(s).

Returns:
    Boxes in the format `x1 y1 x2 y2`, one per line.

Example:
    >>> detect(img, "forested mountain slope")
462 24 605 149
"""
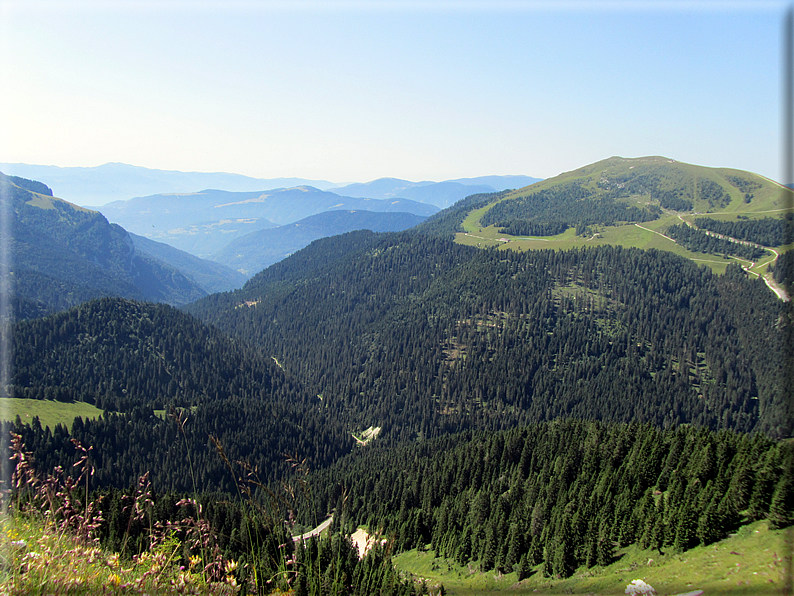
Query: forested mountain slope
210 210 428 277
129 232 247 293
187 230 789 441
12 298 282 411
99 186 438 257
304 419 793 578
12 223 788 493
1 173 207 319
10 298 354 491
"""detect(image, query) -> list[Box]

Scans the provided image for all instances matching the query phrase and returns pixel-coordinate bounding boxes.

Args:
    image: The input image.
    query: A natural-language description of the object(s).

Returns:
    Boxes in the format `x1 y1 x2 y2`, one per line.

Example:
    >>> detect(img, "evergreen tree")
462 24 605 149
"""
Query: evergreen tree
516 553 532 581
768 475 794 529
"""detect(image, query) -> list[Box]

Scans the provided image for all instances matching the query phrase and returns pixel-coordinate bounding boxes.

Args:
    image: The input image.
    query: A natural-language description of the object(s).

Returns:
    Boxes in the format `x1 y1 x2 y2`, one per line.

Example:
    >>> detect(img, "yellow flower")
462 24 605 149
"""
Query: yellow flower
225 559 238 574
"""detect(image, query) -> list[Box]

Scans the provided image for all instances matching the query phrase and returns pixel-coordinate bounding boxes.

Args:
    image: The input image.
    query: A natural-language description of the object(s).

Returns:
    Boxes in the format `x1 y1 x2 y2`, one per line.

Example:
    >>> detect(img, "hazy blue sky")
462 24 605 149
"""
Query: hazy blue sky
1 1 788 183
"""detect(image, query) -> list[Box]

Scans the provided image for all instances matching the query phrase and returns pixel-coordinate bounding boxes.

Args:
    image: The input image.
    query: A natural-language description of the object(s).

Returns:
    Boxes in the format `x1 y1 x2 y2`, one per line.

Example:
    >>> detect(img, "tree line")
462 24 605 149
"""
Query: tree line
694 216 791 248
479 182 659 230
665 224 767 261
302 419 793 579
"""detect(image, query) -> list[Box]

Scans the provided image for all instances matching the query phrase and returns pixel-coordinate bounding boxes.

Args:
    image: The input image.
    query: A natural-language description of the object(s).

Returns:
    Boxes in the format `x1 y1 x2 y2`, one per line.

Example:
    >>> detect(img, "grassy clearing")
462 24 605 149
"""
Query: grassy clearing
0 398 103 431
455 219 738 276
393 521 791 596
352 426 382 446
461 205 496 234
455 207 792 279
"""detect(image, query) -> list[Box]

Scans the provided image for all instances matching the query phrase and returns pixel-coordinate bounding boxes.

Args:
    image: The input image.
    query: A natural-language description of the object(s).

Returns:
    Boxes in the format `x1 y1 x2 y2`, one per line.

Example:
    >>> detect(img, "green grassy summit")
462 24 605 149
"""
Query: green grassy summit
454 156 791 279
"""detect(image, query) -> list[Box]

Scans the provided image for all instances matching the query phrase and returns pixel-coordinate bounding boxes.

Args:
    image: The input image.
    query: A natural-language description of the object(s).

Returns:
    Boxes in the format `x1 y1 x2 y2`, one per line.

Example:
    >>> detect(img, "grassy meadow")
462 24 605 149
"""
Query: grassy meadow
0 398 103 431
456 156 791 282
457 212 783 279
393 520 792 596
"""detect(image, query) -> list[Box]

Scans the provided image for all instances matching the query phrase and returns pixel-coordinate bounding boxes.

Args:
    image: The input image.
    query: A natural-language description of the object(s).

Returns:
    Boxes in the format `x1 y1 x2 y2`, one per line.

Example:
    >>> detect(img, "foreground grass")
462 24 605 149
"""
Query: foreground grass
393 520 792 595
0 514 238 595
0 398 103 432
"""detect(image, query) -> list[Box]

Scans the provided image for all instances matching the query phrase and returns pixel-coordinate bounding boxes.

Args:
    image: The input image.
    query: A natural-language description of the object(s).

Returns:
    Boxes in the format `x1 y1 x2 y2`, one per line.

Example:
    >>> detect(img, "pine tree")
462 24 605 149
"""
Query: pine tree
516 553 531 581
673 502 698 551
768 474 794 530
596 519 613 566
747 448 780 521
479 523 497 572
550 536 576 578
696 492 723 545
504 522 523 573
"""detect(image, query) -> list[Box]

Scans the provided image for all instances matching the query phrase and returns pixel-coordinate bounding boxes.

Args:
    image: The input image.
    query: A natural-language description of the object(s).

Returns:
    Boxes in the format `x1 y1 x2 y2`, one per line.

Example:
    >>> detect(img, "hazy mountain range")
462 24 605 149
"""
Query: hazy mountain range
97 187 439 258
330 175 541 208
0 173 244 317
0 162 541 209
0 162 338 206
2 163 541 279
210 210 429 276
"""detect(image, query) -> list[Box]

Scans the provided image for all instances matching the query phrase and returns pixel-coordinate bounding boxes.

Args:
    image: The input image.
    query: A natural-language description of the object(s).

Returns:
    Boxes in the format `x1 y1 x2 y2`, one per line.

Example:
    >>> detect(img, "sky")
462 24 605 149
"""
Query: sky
0 0 789 184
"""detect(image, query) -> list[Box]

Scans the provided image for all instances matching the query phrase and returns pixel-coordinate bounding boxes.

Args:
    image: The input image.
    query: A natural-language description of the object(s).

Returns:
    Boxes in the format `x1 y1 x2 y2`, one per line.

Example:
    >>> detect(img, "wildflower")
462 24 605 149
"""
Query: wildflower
136 552 151 564
225 560 238 574
189 555 201 569
107 573 121 587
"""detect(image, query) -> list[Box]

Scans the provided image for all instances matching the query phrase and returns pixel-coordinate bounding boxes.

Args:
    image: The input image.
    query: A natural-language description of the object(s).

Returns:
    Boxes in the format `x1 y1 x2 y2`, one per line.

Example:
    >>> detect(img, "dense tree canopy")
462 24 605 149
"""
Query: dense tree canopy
694 216 792 248
665 224 767 261
302 419 792 578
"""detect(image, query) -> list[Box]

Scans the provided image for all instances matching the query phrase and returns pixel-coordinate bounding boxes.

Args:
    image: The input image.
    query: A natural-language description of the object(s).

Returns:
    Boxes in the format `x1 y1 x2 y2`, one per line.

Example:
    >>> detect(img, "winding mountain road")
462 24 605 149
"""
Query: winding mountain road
640 220 789 302
293 516 333 542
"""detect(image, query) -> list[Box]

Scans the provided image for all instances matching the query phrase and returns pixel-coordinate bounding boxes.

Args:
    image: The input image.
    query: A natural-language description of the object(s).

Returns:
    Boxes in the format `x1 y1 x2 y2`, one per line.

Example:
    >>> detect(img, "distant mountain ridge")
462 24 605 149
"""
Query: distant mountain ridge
1 164 540 272
0 172 222 319
0 162 339 206
129 233 247 293
210 210 428 276
331 175 541 208
98 186 439 258
0 163 541 210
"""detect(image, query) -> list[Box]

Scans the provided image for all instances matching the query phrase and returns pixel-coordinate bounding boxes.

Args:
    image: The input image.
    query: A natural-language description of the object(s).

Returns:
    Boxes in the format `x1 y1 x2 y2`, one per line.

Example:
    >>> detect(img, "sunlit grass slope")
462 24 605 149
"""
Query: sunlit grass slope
0 398 103 431
0 513 238 595
456 156 792 276
394 520 791 595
